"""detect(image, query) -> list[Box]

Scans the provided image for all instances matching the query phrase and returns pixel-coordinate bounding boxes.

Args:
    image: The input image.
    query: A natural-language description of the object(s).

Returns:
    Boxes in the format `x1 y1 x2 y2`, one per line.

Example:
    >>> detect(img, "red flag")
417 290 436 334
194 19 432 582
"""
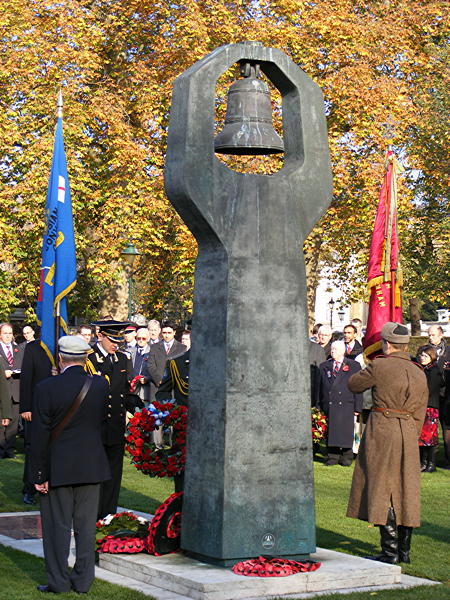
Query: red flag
363 150 404 359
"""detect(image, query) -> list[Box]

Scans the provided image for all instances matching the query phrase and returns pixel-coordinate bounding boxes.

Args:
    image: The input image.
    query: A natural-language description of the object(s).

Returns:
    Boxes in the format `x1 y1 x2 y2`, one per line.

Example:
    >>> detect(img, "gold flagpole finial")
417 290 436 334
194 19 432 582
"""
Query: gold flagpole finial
57 90 63 118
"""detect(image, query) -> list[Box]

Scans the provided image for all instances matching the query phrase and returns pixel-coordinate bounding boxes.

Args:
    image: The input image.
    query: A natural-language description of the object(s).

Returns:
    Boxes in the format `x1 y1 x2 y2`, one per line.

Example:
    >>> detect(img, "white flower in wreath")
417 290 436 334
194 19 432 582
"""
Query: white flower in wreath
101 514 115 525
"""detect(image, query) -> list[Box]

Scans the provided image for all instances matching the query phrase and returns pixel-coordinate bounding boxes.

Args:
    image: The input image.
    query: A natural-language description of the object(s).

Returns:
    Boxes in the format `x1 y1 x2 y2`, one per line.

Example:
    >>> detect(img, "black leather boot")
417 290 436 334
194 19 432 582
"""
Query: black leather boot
419 447 428 472
425 446 437 472
366 507 398 564
398 526 413 563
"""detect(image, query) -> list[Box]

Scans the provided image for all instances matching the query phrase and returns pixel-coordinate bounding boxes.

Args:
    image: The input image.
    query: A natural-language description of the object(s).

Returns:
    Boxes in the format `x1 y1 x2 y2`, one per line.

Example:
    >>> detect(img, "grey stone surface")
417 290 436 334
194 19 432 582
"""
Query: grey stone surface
0 528 440 599
99 547 440 600
165 41 333 565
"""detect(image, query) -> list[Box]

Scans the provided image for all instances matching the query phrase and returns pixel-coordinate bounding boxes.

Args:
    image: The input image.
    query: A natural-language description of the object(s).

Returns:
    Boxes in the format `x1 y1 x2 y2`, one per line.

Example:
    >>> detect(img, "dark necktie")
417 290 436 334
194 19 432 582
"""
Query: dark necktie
333 362 339 377
6 345 13 367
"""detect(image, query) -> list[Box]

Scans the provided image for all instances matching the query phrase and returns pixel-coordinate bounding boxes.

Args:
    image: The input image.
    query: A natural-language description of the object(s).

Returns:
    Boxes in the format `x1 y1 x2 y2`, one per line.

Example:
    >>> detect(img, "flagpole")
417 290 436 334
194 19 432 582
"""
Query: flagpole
37 88 76 366
57 89 63 118
54 301 61 368
53 90 63 370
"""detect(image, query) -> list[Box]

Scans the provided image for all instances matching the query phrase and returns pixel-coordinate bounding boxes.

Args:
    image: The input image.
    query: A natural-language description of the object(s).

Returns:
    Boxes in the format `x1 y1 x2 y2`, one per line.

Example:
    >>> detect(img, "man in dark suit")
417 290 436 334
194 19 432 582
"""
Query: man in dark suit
318 340 362 466
86 320 138 518
0 322 24 458
343 324 363 360
146 321 186 448
147 321 187 389
19 339 53 504
129 327 152 405
30 336 111 594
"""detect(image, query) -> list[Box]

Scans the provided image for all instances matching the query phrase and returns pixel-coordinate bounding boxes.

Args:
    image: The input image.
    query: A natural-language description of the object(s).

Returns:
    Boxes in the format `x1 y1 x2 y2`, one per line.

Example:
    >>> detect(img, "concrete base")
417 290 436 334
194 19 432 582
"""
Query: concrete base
0 511 440 600
99 547 412 600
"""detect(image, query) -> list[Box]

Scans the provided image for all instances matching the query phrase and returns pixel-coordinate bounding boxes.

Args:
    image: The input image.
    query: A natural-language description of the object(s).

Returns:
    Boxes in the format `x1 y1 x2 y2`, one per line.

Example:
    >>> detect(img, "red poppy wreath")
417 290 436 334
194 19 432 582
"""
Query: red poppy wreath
126 403 188 478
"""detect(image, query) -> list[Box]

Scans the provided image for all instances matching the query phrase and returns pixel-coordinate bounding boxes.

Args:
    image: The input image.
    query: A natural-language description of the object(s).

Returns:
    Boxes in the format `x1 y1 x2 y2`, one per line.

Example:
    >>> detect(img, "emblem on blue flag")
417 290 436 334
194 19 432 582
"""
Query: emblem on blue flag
36 94 76 364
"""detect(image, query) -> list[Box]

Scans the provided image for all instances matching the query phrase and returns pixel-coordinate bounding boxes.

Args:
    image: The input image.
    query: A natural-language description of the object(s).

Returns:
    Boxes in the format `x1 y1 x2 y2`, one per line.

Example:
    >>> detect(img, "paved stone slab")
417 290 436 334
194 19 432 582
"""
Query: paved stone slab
0 510 440 600
98 547 438 600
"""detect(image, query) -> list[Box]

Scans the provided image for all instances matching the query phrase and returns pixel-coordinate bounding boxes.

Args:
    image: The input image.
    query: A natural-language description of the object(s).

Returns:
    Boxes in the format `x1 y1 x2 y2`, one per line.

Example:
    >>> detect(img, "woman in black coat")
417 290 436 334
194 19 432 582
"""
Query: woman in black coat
417 345 444 472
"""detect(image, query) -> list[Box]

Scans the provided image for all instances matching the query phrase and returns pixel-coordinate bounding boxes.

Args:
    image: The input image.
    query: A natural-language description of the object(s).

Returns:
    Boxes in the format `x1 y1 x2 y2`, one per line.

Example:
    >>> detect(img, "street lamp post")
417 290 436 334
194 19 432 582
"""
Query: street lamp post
328 297 335 328
121 242 140 320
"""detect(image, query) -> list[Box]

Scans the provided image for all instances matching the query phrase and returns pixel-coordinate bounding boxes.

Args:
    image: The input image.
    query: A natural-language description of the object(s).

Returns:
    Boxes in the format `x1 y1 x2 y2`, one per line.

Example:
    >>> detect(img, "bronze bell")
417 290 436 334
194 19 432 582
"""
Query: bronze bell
214 62 284 156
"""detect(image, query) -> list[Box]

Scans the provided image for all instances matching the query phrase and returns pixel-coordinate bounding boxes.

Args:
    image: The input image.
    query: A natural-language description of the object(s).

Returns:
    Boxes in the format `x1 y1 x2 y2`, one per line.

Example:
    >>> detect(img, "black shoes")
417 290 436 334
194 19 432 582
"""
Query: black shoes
37 584 85 594
365 552 399 564
23 493 36 505
365 508 413 564
420 446 438 472
398 526 412 563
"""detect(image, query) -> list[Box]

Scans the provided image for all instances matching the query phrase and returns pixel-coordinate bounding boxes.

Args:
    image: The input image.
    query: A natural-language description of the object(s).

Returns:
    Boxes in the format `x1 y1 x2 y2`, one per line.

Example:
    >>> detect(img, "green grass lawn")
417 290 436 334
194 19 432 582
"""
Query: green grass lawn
1 436 449 599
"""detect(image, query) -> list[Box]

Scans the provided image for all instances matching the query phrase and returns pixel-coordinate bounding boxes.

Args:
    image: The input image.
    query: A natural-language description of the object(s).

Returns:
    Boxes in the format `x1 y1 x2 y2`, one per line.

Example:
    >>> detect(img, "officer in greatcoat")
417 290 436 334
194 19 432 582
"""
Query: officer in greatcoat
318 340 362 466
86 321 140 518
346 322 428 564
30 336 111 594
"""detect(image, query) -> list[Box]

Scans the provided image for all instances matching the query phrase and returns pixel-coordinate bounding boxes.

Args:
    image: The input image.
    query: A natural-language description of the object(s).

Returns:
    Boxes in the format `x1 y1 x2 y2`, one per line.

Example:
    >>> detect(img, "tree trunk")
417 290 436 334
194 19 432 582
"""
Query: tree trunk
98 267 129 320
304 233 323 333
409 297 422 336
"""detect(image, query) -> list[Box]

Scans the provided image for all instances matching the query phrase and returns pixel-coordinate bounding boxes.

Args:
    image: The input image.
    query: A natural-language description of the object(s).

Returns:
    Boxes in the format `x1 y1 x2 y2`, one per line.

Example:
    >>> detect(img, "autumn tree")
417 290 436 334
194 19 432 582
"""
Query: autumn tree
401 36 450 326
0 0 448 322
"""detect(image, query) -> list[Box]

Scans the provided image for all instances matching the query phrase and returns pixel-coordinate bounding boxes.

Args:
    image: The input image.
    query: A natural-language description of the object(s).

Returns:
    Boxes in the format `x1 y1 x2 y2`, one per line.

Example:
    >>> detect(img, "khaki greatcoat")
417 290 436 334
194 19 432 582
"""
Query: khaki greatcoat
346 351 427 527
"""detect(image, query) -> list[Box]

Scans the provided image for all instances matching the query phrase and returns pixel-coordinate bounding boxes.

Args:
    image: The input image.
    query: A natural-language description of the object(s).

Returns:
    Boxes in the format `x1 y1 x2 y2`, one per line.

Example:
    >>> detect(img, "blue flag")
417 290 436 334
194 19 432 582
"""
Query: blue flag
36 107 76 364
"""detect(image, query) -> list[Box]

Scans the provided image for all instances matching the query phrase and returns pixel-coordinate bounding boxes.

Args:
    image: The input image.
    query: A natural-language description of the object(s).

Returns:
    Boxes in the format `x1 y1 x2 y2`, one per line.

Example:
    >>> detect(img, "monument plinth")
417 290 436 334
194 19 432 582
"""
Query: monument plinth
165 41 332 566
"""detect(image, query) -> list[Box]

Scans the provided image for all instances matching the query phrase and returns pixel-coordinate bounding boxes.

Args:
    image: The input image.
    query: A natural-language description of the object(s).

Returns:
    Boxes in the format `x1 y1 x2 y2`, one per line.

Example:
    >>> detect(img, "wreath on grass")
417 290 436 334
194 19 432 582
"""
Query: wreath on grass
96 511 150 554
311 407 327 443
126 403 188 478
95 494 184 556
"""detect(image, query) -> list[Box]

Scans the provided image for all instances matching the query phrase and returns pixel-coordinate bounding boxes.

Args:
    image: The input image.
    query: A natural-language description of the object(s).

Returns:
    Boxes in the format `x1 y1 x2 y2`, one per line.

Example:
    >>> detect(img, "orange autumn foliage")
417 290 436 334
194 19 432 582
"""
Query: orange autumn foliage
0 0 448 319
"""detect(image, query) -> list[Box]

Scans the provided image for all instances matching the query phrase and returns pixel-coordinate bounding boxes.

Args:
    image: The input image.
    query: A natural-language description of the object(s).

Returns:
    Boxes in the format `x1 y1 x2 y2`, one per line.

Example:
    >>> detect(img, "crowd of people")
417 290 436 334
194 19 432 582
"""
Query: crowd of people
1 315 449 590
0 317 191 593
310 320 450 472
309 319 450 566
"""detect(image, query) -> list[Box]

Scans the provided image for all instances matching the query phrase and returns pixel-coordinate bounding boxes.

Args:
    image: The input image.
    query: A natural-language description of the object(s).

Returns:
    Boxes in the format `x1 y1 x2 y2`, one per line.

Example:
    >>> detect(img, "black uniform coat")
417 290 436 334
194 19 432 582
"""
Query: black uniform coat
155 349 190 406
146 340 187 387
19 340 53 413
86 344 135 446
318 357 363 447
30 366 111 486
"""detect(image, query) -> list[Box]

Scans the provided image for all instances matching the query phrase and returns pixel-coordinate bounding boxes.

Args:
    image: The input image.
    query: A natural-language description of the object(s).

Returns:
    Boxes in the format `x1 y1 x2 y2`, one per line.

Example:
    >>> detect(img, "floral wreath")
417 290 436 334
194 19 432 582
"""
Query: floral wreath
96 494 184 556
96 511 149 554
126 402 188 478
311 407 327 443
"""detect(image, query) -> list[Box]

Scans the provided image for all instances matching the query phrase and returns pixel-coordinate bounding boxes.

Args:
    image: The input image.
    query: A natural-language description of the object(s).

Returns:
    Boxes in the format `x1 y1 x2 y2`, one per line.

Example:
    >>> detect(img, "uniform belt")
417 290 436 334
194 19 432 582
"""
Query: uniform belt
371 406 411 419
